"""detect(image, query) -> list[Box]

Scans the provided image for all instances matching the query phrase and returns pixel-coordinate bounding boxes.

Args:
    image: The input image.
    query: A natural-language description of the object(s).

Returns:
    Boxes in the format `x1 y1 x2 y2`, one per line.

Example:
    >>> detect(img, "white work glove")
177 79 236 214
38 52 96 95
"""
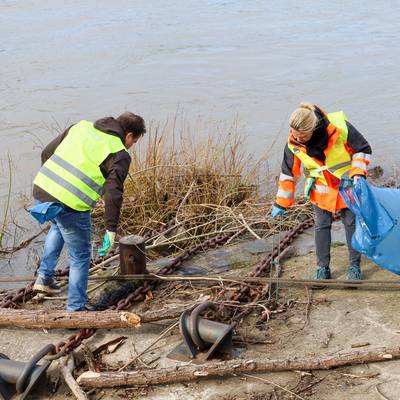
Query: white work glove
353 175 365 184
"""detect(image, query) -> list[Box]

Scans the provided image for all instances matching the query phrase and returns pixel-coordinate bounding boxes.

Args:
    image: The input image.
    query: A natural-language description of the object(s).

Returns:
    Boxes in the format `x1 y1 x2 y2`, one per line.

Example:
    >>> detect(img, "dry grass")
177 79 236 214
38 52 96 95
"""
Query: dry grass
92 118 312 252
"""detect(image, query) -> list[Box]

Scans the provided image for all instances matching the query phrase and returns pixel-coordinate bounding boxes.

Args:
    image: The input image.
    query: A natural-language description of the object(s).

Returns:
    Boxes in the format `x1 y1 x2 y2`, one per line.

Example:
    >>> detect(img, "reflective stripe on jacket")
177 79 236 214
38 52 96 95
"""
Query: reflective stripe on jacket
275 109 371 213
33 120 127 211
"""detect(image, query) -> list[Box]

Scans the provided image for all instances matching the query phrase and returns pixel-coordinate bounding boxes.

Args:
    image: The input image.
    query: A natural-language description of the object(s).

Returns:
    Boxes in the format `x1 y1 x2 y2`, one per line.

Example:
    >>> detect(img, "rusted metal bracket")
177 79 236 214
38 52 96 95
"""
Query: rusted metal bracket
0 344 55 400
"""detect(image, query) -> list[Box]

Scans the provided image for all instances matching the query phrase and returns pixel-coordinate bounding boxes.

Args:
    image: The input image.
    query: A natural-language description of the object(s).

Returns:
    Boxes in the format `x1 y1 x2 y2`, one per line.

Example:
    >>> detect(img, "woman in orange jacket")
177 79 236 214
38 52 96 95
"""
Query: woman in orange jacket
272 103 371 280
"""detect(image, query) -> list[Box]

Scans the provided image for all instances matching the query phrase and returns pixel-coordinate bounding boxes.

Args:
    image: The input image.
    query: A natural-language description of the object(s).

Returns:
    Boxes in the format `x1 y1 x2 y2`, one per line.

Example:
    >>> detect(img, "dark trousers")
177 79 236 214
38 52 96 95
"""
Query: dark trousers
314 205 361 268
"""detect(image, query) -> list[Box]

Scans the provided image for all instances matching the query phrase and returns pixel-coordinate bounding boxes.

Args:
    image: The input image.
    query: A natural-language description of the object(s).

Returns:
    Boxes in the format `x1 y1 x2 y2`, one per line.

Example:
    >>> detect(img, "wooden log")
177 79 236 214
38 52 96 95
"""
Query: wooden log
0 304 195 329
77 346 400 388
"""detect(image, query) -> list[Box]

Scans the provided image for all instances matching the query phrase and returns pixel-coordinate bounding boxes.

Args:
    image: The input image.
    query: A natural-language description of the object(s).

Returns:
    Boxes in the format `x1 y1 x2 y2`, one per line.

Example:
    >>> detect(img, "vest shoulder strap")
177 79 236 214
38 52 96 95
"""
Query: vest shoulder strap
327 111 348 139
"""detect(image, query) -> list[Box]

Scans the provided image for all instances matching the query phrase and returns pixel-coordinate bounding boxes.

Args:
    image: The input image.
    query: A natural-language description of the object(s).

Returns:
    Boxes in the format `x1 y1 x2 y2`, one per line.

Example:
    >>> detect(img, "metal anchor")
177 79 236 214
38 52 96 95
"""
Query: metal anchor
171 301 235 362
0 344 55 400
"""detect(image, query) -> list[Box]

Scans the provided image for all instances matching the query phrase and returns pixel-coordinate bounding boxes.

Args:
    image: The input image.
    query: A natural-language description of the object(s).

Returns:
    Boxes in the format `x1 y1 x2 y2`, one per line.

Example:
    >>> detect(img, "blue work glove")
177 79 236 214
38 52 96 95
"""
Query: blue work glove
271 205 285 218
98 231 116 257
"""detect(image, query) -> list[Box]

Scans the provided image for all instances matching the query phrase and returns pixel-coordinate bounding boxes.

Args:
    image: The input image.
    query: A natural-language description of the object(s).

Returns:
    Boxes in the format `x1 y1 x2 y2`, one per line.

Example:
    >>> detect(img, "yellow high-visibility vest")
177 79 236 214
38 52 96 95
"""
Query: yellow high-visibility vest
288 111 352 185
34 120 127 211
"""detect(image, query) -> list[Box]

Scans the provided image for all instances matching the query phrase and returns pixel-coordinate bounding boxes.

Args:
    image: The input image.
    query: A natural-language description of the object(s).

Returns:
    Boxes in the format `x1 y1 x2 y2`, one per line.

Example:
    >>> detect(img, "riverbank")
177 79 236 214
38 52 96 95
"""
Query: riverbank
1 221 400 399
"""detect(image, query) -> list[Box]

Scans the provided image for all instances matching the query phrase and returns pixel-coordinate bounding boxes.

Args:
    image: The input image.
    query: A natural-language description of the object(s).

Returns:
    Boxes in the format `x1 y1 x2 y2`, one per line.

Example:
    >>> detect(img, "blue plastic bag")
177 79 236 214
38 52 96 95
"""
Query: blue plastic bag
28 201 65 224
340 178 400 275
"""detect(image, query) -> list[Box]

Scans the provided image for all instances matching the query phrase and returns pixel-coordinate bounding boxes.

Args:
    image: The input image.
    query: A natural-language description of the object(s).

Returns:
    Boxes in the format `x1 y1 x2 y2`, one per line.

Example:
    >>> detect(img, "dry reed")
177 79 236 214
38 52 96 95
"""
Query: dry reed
92 118 312 252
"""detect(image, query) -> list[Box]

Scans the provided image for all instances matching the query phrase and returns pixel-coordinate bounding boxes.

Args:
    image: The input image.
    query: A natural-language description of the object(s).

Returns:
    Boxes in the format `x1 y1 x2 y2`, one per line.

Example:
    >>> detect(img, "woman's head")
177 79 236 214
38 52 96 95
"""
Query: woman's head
289 102 318 143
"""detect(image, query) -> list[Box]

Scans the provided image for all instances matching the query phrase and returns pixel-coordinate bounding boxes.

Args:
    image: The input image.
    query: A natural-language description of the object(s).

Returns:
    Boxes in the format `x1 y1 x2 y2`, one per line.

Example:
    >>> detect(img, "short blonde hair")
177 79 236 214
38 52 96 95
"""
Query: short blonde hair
289 102 318 132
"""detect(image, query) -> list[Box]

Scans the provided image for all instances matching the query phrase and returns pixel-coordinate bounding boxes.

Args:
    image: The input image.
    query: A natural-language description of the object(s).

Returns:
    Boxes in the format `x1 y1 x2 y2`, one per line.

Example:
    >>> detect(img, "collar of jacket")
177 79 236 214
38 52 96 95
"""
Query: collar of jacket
288 126 339 152
93 117 126 145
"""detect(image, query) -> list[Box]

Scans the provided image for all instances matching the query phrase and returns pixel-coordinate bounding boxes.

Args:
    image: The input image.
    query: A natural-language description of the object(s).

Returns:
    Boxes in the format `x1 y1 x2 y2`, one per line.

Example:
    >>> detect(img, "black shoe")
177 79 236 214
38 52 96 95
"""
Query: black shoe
33 276 61 294
82 304 96 311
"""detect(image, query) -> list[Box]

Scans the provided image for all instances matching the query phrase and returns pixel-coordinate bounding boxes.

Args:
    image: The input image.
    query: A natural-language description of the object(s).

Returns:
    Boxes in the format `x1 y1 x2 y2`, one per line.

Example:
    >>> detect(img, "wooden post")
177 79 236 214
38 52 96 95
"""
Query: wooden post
118 235 147 275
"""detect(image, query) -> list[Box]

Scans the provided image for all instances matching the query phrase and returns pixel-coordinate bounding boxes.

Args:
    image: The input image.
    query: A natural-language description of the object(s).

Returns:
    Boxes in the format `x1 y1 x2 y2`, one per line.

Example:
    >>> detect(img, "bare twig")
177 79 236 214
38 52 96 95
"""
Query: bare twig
0 153 13 248
60 353 89 400
241 373 306 400
118 320 179 371
238 213 261 240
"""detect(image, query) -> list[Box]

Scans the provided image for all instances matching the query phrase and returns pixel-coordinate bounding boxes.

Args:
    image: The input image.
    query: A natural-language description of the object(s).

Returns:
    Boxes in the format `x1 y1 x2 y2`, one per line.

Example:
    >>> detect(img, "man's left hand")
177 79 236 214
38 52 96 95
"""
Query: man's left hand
98 231 116 257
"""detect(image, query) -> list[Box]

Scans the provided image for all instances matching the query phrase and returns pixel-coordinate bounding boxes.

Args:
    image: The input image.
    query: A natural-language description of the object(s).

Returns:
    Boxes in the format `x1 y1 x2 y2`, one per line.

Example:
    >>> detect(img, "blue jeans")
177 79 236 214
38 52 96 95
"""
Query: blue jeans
38 210 92 311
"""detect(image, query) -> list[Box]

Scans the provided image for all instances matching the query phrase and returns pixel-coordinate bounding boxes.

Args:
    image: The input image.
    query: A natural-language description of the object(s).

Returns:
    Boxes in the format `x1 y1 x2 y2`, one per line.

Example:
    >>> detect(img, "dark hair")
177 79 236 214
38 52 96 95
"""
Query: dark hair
117 112 146 137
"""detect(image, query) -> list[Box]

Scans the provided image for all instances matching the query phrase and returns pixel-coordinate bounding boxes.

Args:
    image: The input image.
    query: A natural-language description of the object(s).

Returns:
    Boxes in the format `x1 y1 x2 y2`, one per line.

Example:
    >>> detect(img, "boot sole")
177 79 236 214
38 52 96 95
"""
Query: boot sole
33 283 61 294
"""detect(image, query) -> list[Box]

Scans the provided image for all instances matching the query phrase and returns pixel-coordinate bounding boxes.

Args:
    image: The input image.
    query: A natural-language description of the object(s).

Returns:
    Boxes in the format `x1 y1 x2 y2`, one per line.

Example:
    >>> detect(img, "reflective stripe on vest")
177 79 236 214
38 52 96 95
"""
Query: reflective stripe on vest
314 184 330 194
34 120 127 211
288 111 352 185
39 166 97 208
277 189 293 199
279 172 298 182
50 154 103 195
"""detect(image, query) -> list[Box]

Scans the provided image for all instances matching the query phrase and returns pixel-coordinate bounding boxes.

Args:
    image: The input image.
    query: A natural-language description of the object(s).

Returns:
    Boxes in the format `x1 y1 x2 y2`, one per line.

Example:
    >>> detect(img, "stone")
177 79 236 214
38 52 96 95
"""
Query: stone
177 264 208 276
240 239 272 254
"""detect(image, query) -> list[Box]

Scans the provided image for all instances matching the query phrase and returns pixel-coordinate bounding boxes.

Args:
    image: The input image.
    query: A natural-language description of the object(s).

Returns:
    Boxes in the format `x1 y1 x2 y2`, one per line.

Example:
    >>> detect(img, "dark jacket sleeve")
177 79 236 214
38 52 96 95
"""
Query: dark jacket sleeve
40 125 73 165
346 121 372 154
281 144 296 176
101 151 131 232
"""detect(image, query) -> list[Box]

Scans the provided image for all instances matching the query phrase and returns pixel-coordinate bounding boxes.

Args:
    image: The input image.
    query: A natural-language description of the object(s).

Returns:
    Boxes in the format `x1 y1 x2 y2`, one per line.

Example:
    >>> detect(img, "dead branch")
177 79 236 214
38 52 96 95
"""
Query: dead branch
77 346 400 388
60 353 89 400
0 304 197 329
0 227 48 254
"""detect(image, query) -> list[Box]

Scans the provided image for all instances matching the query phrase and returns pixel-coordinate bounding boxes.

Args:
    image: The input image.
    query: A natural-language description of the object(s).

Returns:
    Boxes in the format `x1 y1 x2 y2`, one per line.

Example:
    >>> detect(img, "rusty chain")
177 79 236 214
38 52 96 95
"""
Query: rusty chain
4 212 335 359
0 220 177 309
46 231 240 359
0 265 72 309
216 212 341 316
47 217 317 357
216 217 315 315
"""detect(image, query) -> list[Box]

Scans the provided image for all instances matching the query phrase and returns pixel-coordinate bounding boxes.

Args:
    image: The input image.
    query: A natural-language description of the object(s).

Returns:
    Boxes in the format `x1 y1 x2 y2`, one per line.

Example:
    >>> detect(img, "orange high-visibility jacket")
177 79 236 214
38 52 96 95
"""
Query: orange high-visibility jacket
275 109 371 213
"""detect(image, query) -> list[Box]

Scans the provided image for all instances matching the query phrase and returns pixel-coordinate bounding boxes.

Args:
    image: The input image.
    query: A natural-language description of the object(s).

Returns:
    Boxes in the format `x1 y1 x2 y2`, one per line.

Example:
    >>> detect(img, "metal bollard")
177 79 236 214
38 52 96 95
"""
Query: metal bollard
0 344 55 400
118 235 147 275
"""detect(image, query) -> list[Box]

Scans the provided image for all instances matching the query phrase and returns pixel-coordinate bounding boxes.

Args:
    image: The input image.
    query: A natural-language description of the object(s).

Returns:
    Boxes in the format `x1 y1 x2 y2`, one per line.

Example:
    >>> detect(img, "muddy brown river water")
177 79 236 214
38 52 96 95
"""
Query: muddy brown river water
1 0 399 273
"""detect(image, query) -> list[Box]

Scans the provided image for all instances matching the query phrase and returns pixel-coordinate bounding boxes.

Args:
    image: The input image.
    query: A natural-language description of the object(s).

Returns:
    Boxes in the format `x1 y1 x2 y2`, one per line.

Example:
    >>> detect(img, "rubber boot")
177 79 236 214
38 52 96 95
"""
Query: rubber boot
313 266 331 280
346 265 362 280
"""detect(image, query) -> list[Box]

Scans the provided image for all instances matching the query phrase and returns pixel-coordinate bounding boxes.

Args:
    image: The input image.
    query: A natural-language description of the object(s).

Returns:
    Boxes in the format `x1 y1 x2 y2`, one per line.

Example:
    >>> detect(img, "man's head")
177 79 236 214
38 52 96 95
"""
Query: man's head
289 102 318 143
117 112 146 149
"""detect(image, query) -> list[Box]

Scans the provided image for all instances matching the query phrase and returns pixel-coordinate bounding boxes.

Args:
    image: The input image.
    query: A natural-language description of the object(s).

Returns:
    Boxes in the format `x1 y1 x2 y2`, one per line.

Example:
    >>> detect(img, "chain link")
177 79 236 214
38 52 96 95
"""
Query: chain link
216 217 316 315
47 230 237 359
0 266 71 309
4 214 333 359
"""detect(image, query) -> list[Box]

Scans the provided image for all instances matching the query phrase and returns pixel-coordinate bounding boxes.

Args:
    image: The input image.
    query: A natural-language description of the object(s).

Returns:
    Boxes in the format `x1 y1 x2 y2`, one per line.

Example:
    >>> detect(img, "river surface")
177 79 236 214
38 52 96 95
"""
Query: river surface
1 1 400 272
